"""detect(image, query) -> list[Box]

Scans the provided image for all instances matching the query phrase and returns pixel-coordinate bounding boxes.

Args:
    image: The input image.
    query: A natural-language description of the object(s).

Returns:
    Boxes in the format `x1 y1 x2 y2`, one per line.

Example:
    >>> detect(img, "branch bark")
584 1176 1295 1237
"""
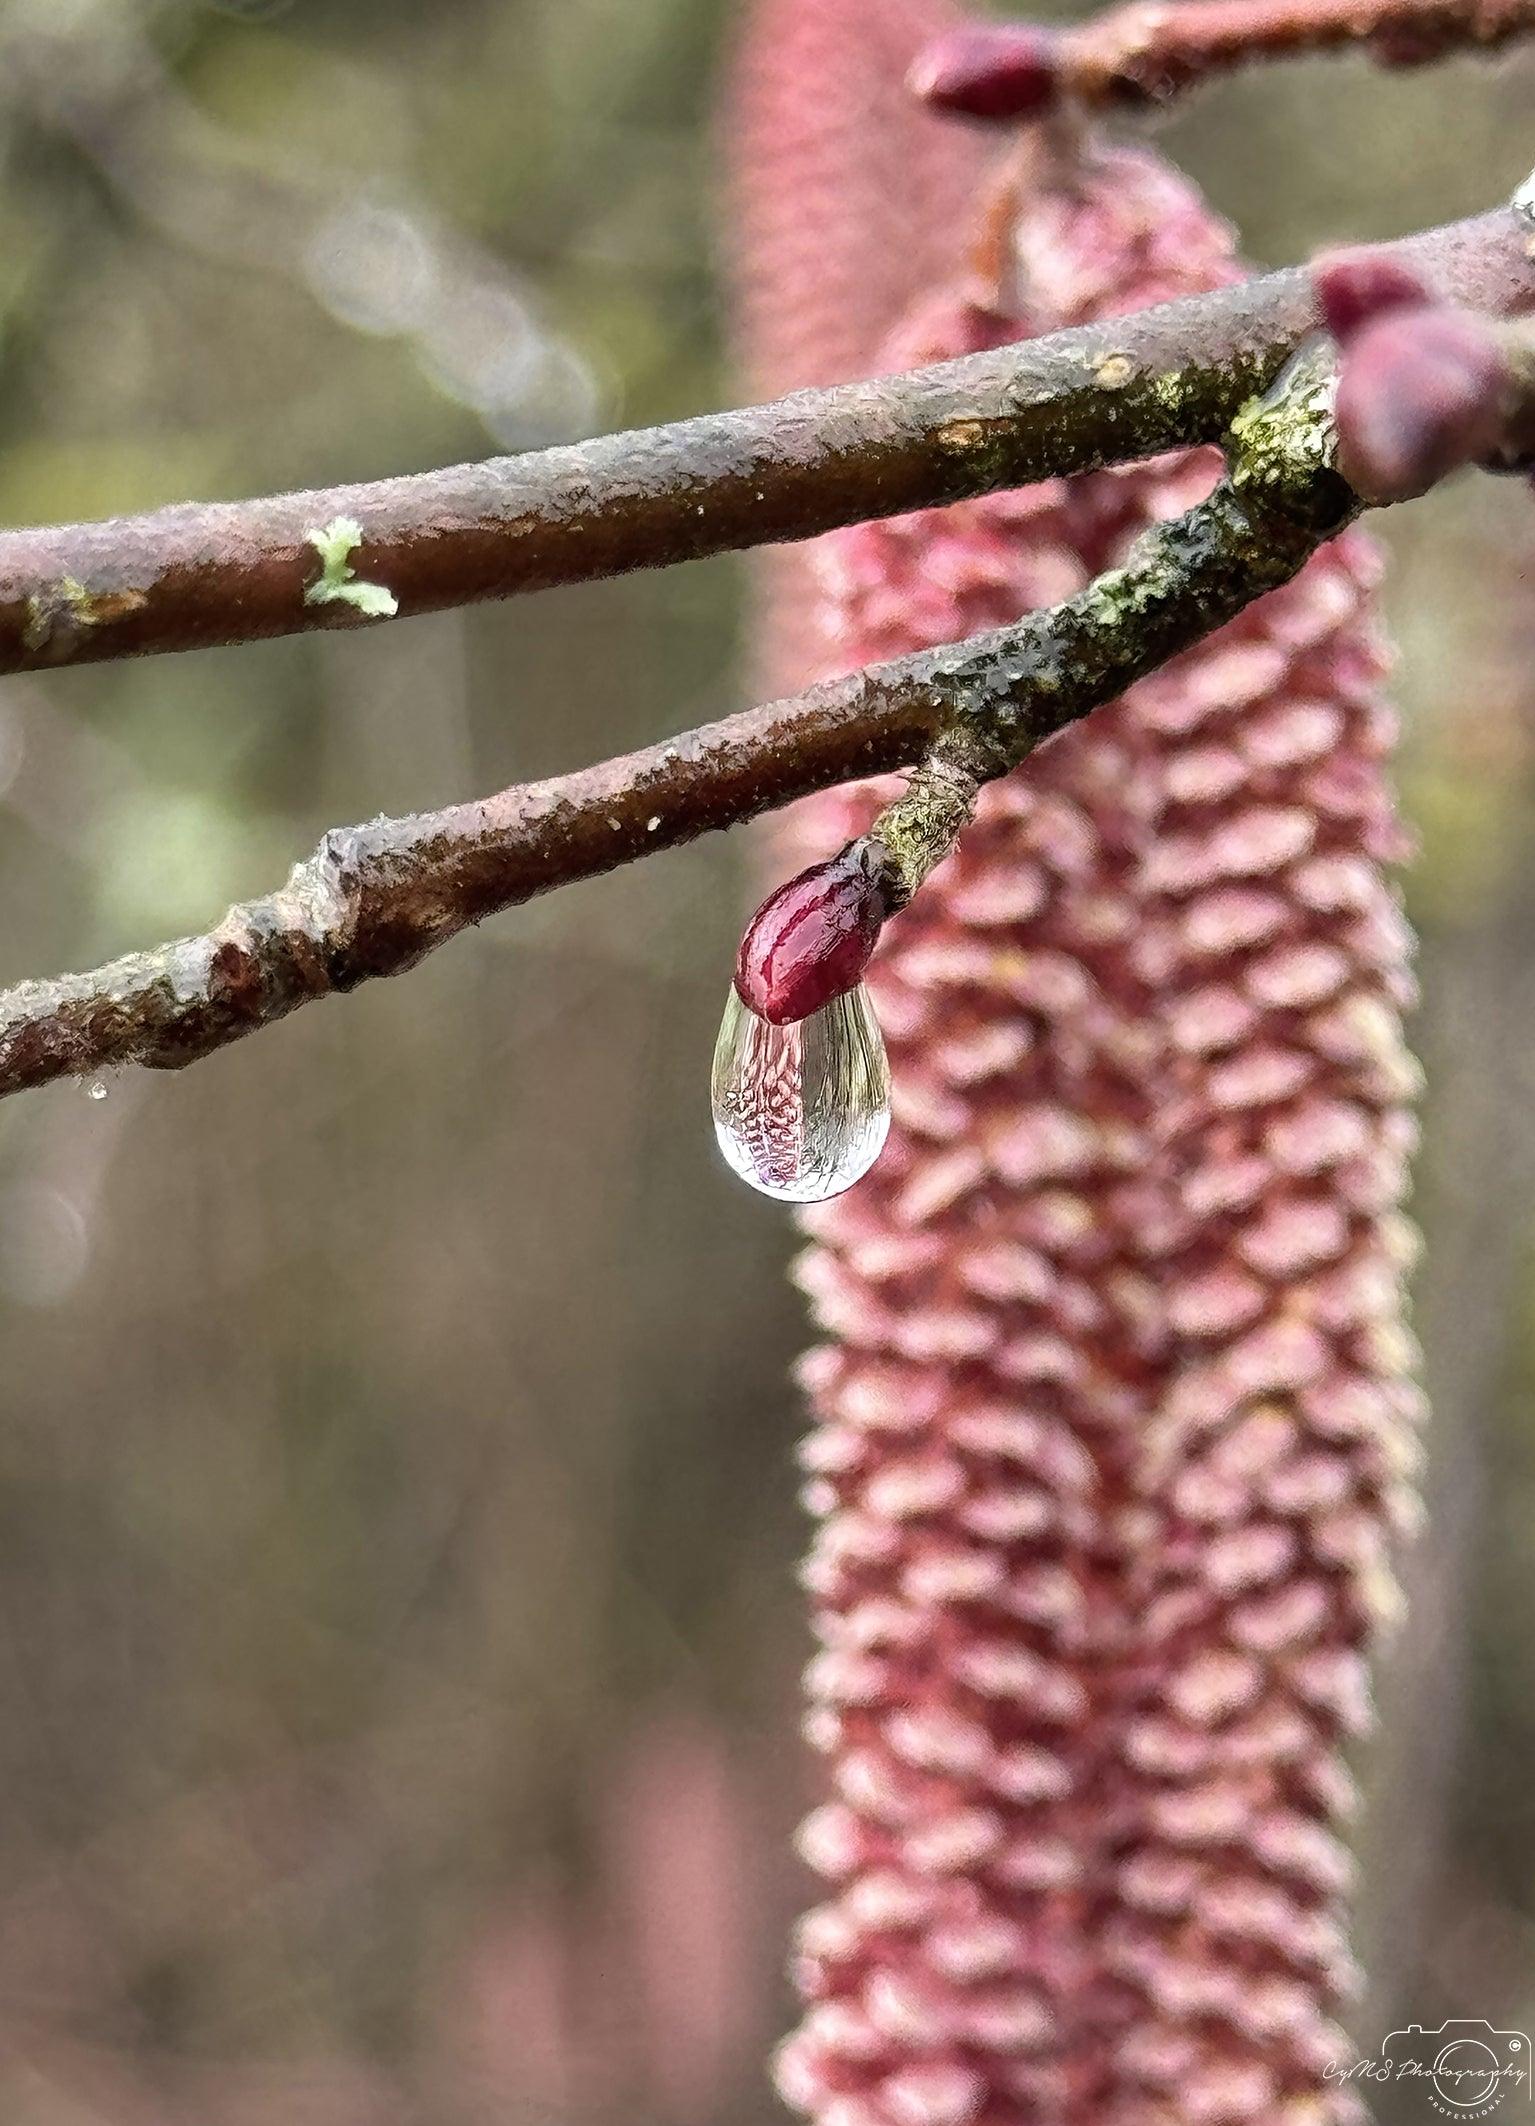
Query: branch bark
0 344 1354 1103
913 0 1535 116
0 205 1531 676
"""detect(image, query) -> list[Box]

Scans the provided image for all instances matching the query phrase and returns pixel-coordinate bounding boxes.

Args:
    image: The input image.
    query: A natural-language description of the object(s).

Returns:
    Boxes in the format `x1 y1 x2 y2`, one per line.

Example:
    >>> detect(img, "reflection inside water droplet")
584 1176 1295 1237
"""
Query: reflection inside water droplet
711 984 891 1203
86 1081 108 1102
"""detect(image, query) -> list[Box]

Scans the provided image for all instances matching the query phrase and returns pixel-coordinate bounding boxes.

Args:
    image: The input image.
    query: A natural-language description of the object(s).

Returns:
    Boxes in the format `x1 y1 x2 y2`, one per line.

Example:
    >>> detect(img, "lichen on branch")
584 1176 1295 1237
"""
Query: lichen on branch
868 342 1353 906
302 516 399 619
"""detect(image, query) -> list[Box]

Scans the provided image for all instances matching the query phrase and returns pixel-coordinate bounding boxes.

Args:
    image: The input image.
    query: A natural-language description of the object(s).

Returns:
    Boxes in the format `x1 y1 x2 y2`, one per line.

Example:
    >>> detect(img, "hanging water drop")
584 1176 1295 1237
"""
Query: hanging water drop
711 983 891 1203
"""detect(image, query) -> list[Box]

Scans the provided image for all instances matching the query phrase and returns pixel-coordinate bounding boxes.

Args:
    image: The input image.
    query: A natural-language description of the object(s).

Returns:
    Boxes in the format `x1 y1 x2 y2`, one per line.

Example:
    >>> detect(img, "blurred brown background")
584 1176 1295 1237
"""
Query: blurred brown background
0 2 1532 2120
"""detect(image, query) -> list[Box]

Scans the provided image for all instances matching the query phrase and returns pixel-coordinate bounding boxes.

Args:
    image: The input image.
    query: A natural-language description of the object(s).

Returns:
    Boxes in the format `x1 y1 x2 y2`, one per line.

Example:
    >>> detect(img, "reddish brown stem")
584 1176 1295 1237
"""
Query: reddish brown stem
0 346 1354 1107
3 186 1535 1106
0 207 1530 676
914 0 1535 116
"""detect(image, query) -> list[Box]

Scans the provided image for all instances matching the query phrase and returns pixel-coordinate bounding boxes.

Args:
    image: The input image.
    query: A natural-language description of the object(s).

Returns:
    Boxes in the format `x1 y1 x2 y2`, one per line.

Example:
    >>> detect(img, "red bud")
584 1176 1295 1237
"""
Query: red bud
1312 248 1432 345
735 843 891 1026
908 25 1061 121
1334 306 1510 503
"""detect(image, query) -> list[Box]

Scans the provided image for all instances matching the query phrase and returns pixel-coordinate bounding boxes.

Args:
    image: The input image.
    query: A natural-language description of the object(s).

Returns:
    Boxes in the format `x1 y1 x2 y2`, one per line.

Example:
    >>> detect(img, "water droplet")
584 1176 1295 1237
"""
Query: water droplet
86 1080 108 1102
711 983 890 1203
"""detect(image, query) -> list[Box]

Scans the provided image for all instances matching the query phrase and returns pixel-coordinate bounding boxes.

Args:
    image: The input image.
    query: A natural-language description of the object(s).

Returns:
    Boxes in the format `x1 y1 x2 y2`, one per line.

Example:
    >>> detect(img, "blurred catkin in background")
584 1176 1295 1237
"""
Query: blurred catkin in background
726 16 1422 2099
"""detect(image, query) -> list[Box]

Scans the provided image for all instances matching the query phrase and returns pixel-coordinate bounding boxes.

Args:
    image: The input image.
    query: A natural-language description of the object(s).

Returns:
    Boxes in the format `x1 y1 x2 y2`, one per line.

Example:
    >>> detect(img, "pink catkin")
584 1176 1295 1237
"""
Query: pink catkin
755 138 1422 2126
722 0 983 403
721 0 984 694
602 1714 761 2121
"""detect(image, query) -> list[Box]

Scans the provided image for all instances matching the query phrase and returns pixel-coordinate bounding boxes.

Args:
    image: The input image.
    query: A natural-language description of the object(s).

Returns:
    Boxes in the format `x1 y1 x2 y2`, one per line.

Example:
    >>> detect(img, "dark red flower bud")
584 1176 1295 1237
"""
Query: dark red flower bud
907 25 1060 120
735 842 892 1025
1335 305 1511 503
1313 247 1433 345
1368 18 1458 67
1309 246 1428 346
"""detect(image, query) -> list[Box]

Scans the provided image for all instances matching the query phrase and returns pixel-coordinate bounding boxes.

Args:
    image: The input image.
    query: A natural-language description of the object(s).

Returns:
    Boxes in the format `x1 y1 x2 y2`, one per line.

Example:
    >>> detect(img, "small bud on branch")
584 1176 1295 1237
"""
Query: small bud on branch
1311 245 1535 498
1334 304 1516 499
736 843 894 1025
908 24 1060 118
1313 248 1434 342
734 726 1002 1027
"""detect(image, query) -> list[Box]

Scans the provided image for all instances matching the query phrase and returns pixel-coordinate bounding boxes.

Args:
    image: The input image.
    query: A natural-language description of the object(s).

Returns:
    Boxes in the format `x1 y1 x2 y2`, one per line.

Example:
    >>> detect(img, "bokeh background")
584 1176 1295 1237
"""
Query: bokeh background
0 2 1533 2120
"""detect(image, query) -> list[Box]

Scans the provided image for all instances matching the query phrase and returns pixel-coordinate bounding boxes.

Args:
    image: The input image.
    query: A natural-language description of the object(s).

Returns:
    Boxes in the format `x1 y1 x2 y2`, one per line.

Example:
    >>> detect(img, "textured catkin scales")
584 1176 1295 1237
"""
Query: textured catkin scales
723 0 982 403
774 147 1423 2126
722 0 984 693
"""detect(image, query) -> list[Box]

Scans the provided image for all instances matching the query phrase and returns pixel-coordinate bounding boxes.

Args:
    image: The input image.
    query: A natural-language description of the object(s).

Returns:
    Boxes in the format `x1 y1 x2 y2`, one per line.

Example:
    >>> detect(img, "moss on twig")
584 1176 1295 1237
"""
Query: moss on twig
871 341 1355 904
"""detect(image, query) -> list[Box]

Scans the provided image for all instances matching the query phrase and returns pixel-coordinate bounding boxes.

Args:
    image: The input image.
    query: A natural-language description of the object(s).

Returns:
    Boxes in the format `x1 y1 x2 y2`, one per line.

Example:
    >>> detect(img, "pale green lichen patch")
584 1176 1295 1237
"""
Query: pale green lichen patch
1226 342 1340 506
23 576 147 656
303 517 399 620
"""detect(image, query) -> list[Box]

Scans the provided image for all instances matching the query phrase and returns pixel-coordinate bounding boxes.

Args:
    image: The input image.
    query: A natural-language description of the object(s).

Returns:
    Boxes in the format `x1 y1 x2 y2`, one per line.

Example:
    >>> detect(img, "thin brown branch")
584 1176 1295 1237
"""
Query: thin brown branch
0 341 1353 1105
912 0 1535 117
0 206 1532 676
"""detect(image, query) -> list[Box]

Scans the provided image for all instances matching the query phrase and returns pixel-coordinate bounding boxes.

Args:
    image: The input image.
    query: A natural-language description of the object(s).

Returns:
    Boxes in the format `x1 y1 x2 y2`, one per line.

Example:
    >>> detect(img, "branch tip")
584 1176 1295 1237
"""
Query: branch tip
908 26 1062 120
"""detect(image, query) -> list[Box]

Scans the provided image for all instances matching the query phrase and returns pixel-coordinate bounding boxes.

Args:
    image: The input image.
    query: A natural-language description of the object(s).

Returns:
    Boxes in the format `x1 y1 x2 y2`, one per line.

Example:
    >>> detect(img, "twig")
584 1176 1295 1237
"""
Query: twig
0 343 1353 1104
912 0 1535 117
0 206 1531 676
